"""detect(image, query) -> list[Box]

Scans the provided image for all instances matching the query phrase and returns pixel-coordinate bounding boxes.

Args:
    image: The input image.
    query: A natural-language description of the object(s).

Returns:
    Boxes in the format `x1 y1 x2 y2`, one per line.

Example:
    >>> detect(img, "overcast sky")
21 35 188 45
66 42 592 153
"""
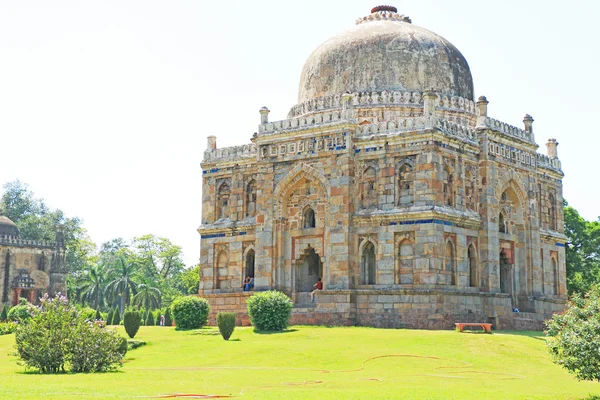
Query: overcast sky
0 1 597 266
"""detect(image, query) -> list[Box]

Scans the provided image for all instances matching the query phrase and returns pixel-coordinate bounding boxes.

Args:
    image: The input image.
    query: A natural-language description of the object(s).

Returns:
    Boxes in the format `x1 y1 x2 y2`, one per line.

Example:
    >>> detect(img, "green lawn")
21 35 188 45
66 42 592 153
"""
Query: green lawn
1 325 599 399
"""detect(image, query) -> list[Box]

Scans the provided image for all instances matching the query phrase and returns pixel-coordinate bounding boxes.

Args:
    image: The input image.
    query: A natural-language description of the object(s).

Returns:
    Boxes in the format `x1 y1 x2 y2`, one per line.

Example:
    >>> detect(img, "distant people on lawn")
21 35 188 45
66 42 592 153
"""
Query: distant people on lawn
160 315 165 326
310 277 323 302
243 275 254 291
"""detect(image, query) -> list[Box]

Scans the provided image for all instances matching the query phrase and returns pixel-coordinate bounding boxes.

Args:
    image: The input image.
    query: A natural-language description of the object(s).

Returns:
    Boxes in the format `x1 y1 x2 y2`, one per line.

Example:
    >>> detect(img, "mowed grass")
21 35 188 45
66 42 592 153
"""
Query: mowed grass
1 326 600 400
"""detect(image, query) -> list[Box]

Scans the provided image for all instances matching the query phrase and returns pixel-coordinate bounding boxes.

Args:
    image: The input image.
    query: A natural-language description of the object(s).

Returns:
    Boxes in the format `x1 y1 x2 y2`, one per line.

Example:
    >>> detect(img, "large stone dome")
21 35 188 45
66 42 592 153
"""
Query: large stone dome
0 215 19 237
297 6 474 104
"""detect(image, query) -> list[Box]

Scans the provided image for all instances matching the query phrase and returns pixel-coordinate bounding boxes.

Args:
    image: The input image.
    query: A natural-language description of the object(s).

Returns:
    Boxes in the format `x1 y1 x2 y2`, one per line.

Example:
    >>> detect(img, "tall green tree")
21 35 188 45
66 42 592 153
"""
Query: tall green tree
80 264 109 309
0 180 95 276
105 257 138 315
564 202 600 295
180 265 200 295
132 281 162 310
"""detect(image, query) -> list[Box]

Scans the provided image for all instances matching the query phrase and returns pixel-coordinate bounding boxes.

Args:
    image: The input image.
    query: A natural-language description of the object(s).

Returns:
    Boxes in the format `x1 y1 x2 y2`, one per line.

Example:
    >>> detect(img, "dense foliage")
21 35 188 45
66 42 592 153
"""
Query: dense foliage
0 322 17 336
7 298 36 322
123 310 142 339
15 294 124 373
546 286 600 381
246 291 293 331
164 307 173 327
564 203 600 294
216 312 236 340
171 296 209 330
0 304 8 321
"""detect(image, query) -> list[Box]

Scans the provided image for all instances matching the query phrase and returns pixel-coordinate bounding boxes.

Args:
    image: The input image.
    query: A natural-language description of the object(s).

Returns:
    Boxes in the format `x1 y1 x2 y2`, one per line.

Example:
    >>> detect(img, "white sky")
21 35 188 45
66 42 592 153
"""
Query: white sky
0 1 598 266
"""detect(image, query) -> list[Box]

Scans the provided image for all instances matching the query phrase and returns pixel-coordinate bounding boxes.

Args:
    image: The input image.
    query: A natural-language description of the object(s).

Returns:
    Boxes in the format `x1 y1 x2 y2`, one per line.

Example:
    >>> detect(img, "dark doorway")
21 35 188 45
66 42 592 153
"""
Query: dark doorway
296 247 322 292
500 250 512 296
245 249 255 280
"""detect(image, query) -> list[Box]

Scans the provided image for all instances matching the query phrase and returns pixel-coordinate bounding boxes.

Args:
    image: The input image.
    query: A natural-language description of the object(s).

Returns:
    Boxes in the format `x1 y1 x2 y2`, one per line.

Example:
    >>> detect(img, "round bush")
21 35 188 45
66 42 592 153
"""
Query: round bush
123 310 141 339
216 312 236 340
170 296 209 330
7 299 36 323
246 291 293 331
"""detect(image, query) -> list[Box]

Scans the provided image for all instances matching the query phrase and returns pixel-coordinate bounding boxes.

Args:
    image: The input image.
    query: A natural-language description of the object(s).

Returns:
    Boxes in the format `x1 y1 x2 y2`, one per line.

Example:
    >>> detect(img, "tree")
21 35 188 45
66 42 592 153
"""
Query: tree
80 264 109 309
181 265 200 295
111 306 121 325
564 202 600 295
132 282 161 311
105 257 138 316
0 180 95 276
546 286 600 381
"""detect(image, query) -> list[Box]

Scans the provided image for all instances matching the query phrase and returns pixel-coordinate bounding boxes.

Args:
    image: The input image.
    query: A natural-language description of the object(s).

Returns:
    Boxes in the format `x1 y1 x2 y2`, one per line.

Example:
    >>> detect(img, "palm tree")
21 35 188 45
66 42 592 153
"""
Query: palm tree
105 256 138 316
132 281 162 310
80 263 108 309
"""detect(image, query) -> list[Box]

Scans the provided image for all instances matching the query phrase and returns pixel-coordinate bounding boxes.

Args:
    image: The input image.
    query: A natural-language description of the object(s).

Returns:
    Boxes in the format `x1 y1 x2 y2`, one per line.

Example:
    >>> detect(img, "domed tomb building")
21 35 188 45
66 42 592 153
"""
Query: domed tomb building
198 6 566 330
0 215 66 306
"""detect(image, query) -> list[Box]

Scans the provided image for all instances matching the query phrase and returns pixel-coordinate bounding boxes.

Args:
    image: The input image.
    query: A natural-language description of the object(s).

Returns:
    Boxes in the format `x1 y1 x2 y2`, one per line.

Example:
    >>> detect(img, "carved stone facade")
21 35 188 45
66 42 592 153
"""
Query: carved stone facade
198 7 566 330
0 216 66 306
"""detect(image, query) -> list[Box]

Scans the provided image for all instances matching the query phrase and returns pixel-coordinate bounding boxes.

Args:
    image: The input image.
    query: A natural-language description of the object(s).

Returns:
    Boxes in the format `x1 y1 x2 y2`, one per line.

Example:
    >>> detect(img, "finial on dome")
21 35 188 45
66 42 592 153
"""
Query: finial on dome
357 5 411 24
371 5 398 13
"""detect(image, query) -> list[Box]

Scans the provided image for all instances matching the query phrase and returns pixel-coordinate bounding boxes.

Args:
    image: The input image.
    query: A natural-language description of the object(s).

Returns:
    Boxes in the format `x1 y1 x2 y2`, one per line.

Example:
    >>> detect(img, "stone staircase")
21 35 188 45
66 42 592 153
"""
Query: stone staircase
294 292 316 310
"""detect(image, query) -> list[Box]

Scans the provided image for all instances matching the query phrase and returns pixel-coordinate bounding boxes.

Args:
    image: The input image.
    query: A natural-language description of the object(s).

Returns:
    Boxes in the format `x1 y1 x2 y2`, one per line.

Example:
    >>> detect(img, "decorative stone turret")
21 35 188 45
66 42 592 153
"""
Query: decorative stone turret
546 138 559 158
476 96 489 127
423 90 437 117
207 136 217 150
260 107 270 124
523 114 535 142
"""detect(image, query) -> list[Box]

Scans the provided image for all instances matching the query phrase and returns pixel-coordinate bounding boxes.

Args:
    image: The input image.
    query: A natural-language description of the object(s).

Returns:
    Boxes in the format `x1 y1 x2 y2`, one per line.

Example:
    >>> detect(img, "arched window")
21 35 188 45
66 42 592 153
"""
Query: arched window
303 207 316 229
499 212 507 233
361 167 377 210
552 257 559 295
216 182 231 220
398 164 413 206
361 241 376 285
443 168 454 207
549 192 557 231
246 180 257 217
244 249 255 284
445 241 456 285
468 244 477 287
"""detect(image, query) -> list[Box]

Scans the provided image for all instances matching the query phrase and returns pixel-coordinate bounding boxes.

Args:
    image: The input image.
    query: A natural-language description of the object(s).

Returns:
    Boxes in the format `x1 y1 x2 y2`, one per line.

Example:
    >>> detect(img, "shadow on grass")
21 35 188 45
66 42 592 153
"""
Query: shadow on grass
253 328 298 335
228 338 241 342
579 396 600 400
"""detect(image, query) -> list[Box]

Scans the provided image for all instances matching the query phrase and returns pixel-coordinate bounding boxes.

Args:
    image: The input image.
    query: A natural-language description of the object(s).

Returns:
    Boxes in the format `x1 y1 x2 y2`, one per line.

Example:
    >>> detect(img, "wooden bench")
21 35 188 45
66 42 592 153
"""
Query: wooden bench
455 322 492 333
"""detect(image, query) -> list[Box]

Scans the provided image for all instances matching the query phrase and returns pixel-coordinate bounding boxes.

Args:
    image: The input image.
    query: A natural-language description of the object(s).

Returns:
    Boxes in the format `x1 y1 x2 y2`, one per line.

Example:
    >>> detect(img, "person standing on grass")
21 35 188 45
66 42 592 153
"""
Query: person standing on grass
310 277 323 302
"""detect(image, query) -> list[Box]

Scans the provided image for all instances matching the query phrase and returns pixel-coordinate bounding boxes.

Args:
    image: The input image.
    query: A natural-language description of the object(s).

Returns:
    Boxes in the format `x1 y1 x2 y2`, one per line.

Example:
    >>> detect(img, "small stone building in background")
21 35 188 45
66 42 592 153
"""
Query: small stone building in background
198 6 566 330
0 215 66 306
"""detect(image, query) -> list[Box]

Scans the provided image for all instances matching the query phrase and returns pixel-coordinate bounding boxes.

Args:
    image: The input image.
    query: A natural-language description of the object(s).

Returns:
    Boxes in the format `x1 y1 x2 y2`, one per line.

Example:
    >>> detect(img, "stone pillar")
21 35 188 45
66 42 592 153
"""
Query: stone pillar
423 90 437 117
207 136 217 150
546 139 558 158
259 107 270 125
523 114 535 142
476 96 489 128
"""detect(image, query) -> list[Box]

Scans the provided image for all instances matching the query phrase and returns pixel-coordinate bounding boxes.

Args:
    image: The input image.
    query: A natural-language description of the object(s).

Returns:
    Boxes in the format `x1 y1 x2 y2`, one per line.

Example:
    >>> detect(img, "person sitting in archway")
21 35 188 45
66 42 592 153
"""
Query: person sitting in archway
243 276 250 291
310 277 323 302
244 276 254 291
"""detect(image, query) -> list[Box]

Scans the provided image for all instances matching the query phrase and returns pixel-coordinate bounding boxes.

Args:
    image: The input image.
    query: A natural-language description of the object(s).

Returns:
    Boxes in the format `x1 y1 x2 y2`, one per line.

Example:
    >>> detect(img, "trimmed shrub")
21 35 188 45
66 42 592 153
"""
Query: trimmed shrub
164 307 173 327
170 296 209 330
123 310 141 339
0 321 17 335
118 337 128 357
15 294 123 373
79 307 96 321
155 310 161 326
0 304 8 322
112 307 121 325
246 291 293 331
95 308 102 321
216 312 236 340
145 311 154 326
106 309 114 325
7 298 36 323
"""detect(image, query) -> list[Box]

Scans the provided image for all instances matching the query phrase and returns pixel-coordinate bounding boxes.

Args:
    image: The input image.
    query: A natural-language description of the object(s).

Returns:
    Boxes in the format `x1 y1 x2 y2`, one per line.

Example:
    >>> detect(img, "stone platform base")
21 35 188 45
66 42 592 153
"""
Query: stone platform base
200 289 565 331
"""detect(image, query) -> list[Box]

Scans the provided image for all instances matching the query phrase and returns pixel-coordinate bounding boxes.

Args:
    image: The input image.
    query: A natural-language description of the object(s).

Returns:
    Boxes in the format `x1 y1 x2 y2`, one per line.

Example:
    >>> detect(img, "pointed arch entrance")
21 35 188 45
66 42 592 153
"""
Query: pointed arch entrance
295 246 323 292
